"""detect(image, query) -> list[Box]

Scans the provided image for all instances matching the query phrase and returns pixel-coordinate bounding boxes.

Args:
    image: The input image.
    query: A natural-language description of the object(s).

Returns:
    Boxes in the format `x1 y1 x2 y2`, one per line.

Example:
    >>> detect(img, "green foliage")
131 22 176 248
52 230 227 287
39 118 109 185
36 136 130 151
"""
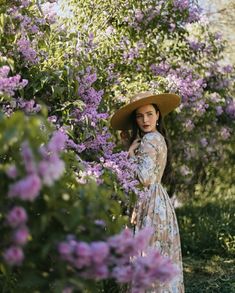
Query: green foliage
0 111 129 292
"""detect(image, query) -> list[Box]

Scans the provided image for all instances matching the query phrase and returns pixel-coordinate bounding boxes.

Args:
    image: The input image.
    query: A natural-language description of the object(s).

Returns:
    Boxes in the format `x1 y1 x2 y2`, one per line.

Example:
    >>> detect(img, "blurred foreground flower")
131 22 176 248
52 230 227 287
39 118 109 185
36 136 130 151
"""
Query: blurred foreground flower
59 227 178 292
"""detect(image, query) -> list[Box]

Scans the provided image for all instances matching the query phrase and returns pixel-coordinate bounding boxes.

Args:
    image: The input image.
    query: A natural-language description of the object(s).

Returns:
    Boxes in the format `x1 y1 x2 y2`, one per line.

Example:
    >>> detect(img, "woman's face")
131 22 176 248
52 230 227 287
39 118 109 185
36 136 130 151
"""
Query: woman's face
135 104 159 133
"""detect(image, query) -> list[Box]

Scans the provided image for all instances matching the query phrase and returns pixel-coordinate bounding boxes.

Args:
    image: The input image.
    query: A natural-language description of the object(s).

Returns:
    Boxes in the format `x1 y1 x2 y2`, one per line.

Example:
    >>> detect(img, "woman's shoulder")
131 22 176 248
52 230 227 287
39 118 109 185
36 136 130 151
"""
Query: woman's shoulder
142 131 165 146
142 131 164 143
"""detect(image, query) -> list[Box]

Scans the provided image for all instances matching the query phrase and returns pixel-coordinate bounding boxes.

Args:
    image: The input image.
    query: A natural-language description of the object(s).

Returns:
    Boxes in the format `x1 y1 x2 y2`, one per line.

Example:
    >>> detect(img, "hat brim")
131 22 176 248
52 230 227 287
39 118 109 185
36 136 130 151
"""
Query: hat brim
110 93 180 130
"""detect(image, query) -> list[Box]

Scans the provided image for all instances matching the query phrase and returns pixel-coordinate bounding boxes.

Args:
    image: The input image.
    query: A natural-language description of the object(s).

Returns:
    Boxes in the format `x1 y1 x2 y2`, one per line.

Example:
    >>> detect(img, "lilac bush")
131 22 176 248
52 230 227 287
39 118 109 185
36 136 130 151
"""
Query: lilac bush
0 0 234 291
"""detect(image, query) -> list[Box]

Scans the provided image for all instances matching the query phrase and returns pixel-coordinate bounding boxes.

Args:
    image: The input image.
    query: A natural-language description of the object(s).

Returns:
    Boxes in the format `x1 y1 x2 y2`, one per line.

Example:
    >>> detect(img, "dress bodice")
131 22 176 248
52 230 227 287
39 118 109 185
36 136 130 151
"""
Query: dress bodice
135 131 167 186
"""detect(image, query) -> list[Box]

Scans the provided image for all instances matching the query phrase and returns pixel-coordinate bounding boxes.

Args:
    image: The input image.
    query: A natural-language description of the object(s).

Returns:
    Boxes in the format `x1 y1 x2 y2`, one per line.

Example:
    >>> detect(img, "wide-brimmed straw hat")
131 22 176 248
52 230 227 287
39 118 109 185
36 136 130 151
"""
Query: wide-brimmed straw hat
110 91 181 130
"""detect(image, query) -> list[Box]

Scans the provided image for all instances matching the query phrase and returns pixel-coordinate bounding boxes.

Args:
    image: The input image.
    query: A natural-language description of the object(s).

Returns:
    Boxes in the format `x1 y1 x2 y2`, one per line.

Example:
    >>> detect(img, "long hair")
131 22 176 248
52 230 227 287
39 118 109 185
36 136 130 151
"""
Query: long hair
129 104 172 185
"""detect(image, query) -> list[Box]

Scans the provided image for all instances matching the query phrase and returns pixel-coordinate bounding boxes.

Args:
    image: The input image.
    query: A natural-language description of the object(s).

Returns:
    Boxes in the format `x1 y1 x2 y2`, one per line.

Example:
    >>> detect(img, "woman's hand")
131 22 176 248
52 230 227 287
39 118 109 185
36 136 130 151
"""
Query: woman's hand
128 138 141 157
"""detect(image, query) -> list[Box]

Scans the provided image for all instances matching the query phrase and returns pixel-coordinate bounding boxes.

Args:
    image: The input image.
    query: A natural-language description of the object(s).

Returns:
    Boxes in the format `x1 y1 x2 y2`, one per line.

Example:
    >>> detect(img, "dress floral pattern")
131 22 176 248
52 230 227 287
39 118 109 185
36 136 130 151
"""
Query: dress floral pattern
132 131 184 293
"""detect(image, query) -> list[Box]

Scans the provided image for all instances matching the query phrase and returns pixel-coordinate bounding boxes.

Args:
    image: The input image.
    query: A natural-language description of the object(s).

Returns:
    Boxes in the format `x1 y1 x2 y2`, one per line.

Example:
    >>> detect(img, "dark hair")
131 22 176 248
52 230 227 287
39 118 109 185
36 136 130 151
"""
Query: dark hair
129 104 172 185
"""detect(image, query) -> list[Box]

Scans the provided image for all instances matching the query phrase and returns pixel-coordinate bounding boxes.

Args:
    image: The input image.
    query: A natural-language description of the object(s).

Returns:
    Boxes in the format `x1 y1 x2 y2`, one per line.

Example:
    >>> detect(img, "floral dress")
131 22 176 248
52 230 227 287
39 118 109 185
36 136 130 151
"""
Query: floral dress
132 131 184 293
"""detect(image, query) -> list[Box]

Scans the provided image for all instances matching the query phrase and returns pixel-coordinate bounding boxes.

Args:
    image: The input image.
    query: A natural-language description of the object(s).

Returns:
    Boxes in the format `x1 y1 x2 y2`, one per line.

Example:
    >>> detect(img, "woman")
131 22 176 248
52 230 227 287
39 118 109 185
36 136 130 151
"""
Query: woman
111 92 184 293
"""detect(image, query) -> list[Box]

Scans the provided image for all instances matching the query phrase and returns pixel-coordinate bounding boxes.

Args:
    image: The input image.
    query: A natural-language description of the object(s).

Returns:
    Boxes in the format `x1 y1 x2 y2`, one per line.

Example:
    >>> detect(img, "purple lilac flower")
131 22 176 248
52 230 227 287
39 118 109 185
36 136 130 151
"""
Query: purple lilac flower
180 165 191 176
0 65 10 77
38 154 65 186
18 99 41 114
48 130 68 152
112 265 133 283
150 62 170 76
6 164 18 179
73 242 92 268
216 106 223 116
48 115 58 124
132 250 178 291
220 127 230 140
184 119 194 131
200 138 208 147
6 206 28 228
173 0 189 12
166 67 206 102
21 141 37 174
91 264 109 280
134 9 144 22
222 65 233 74
187 6 201 23
41 2 58 24
12 226 29 246
17 38 39 64
210 92 221 103
8 174 42 201
102 151 140 195
225 99 235 118
59 227 177 291
20 0 30 8
0 66 28 96
67 139 86 153
94 219 106 227
188 40 205 51
194 100 209 116
90 241 109 264
3 246 24 266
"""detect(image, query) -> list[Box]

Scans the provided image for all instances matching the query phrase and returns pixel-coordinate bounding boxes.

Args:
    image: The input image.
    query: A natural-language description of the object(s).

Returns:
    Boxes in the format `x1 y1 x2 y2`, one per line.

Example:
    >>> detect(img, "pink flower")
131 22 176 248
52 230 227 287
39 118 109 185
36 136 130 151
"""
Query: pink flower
8 174 41 201
3 246 24 266
6 206 28 228
12 226 29 246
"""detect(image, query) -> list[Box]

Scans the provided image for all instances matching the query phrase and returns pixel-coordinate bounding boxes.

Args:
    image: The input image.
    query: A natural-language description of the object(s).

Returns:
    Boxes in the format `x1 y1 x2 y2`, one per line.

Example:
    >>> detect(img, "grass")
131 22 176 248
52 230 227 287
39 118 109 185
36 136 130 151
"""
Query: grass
183 256 235 293
176 181 235 293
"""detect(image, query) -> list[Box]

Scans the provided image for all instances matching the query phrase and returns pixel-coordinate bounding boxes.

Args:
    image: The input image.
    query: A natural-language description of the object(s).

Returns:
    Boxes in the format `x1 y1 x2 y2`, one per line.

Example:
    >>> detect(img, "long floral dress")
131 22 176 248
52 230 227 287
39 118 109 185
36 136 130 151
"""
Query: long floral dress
132 131 184 293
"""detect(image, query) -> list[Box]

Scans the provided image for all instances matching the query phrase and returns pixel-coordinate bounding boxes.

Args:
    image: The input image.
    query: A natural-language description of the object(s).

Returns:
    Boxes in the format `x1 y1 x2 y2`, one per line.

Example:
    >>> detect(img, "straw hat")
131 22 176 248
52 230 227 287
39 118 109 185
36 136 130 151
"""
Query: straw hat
110 91 181 130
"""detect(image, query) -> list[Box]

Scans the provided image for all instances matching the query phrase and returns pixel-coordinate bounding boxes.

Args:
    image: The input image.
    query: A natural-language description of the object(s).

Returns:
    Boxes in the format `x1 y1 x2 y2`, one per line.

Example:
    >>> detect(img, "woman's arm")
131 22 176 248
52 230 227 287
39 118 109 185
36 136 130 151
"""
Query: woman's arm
136 133 160 187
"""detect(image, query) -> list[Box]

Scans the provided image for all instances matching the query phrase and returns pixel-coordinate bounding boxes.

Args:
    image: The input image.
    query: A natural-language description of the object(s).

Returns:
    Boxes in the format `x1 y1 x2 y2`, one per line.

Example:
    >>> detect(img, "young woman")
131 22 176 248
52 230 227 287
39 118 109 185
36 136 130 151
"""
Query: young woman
111 92 184 293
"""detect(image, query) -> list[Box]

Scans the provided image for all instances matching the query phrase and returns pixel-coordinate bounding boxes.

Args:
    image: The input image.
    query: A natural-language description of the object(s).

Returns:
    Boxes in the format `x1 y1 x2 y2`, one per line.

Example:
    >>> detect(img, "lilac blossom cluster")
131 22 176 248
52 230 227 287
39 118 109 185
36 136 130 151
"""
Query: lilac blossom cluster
75 67 107 127
101 152 140 195
150 62 207 105
125 0 200 30
173 0 190 12
7 131 67 202
2 97 42 117
17 37 39 64
3 206 29 266
225 99 235 119
173 0 201 23
3 131 67 266
0 65 28 97
70 66 142 197
58 227 178 292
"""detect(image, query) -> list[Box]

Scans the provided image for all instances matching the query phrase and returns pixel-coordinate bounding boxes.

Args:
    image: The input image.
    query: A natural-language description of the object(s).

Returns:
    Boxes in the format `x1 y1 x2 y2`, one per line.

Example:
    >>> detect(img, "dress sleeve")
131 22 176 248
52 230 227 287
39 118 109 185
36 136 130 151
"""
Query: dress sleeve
136 133 160 187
